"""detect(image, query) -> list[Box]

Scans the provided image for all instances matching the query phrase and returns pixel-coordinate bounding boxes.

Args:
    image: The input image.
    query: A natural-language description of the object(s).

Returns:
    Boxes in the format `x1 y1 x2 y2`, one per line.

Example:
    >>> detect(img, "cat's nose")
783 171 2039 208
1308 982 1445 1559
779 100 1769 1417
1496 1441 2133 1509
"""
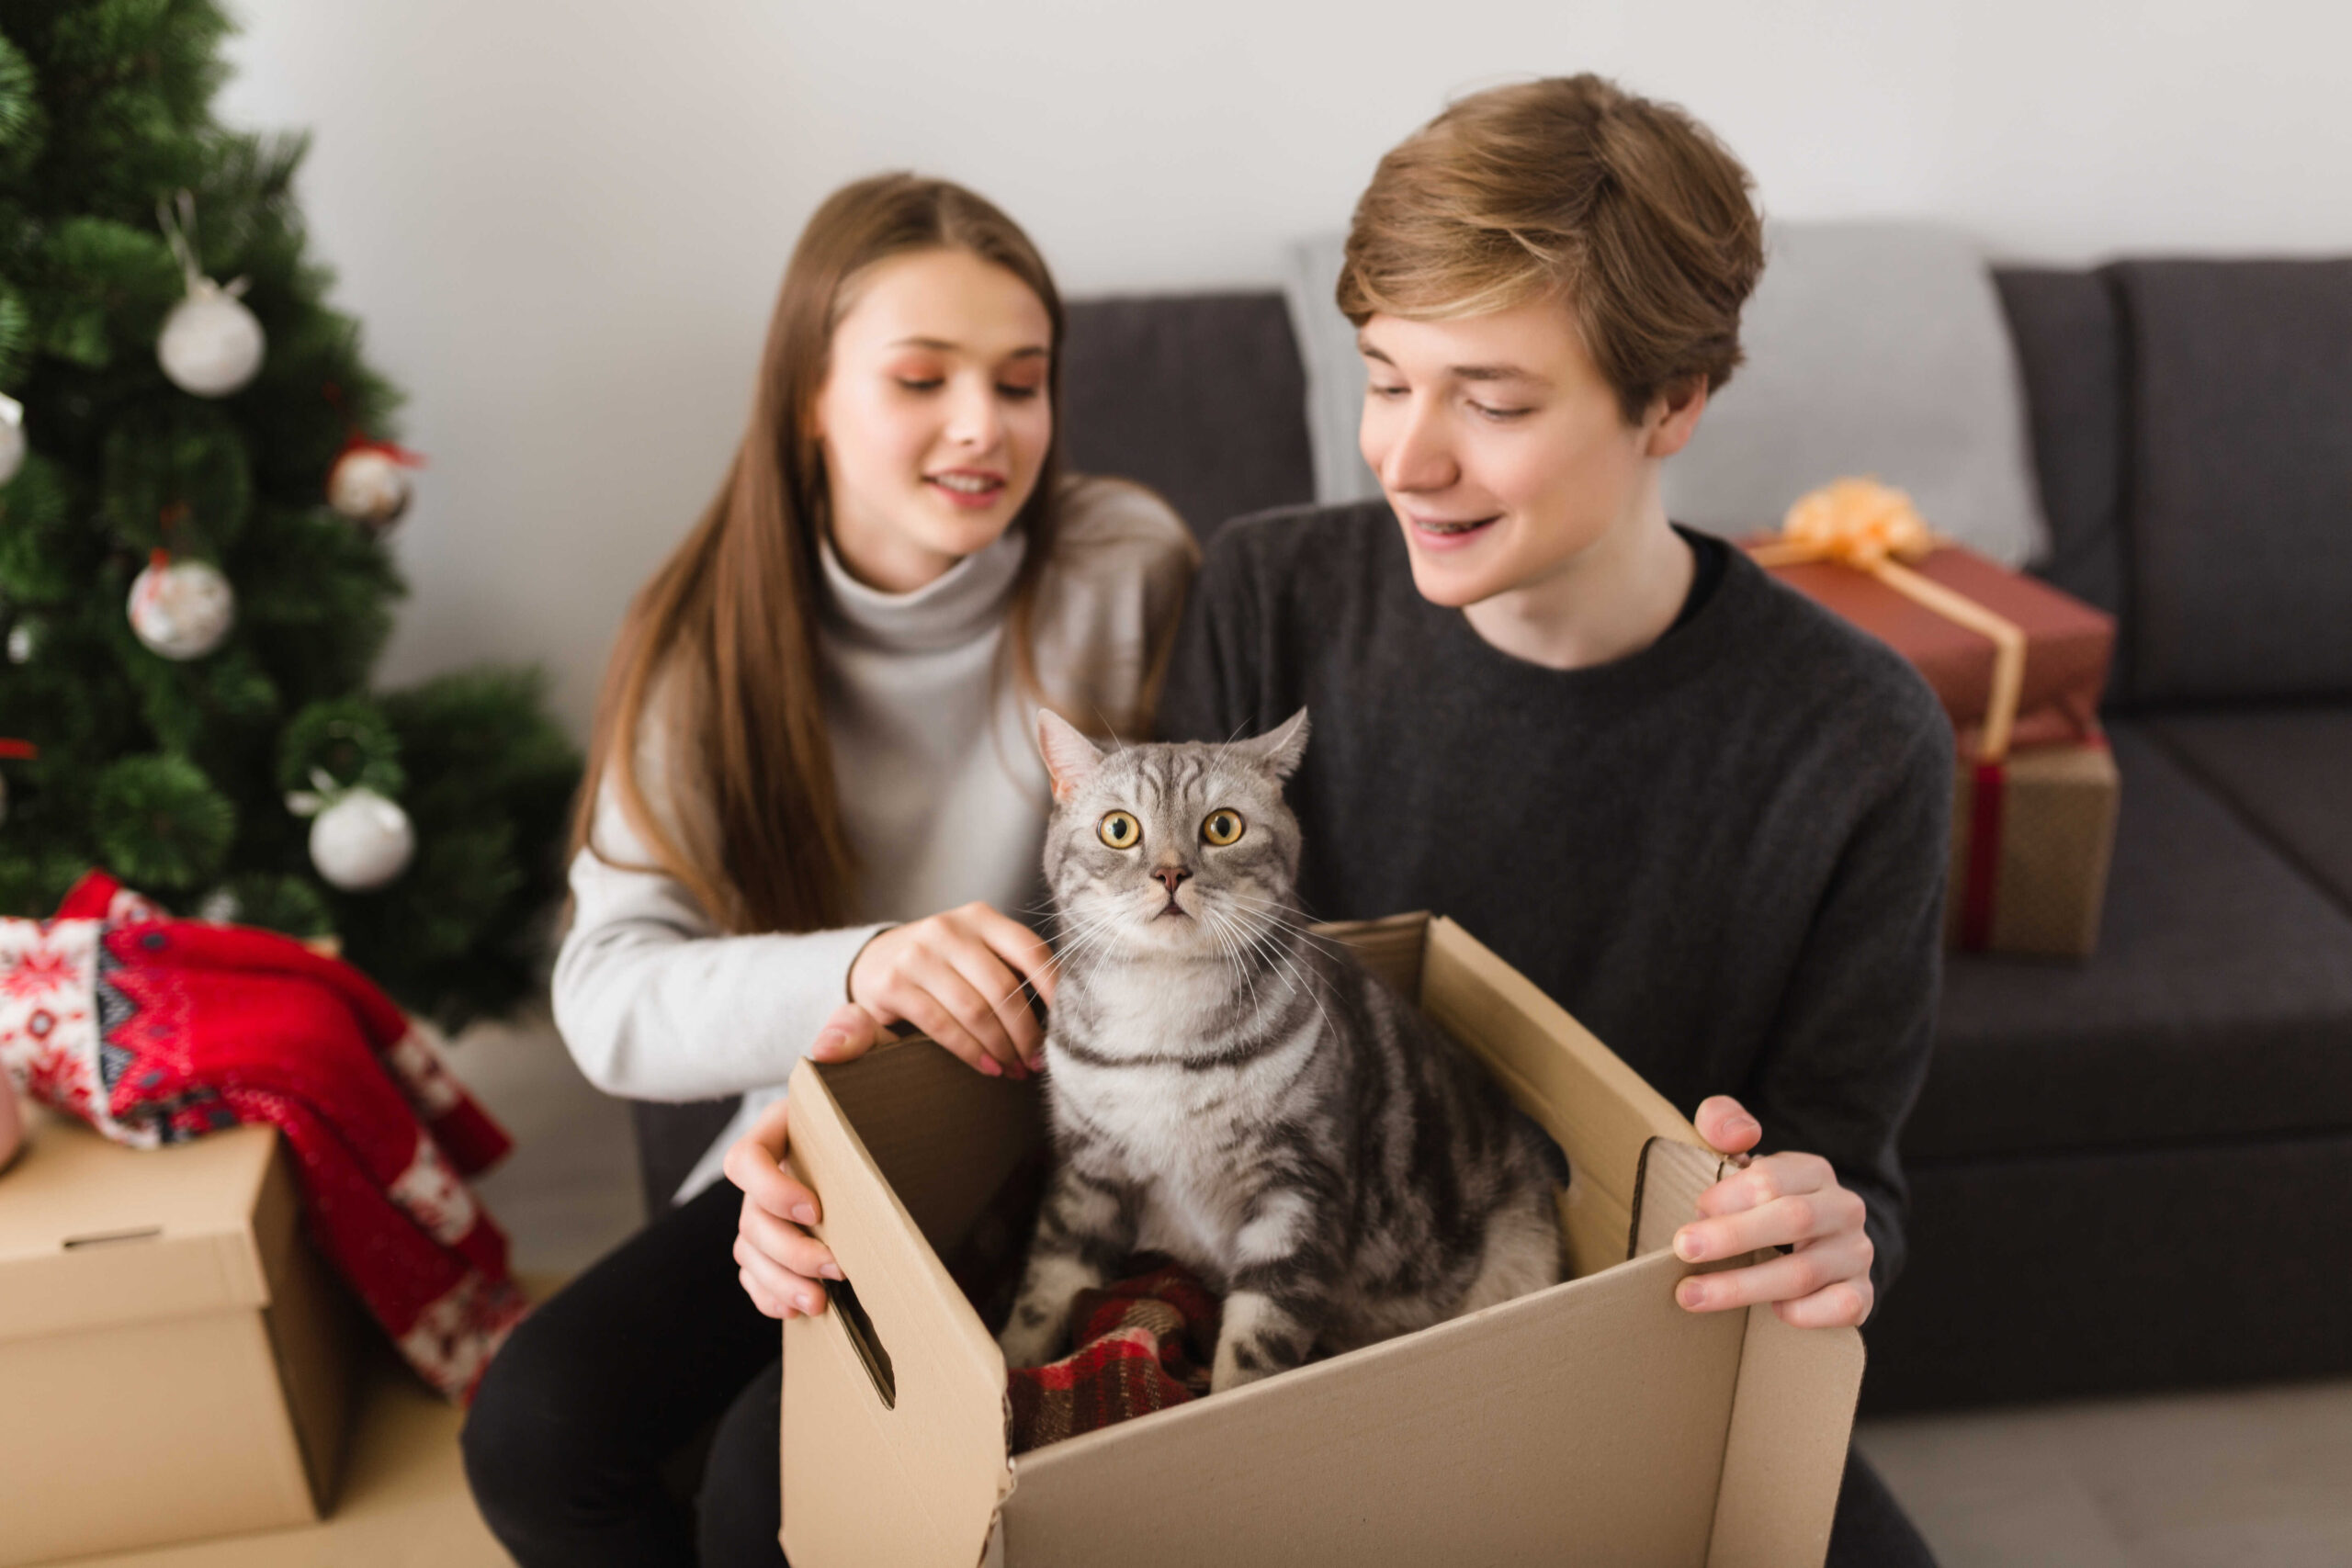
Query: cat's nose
1153 865 1192 893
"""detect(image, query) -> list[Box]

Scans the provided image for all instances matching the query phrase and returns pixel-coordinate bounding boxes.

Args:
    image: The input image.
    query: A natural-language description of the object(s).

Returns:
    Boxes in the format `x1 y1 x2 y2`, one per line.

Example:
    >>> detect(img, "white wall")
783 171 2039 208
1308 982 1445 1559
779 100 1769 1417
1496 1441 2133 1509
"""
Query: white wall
214 0 2352 737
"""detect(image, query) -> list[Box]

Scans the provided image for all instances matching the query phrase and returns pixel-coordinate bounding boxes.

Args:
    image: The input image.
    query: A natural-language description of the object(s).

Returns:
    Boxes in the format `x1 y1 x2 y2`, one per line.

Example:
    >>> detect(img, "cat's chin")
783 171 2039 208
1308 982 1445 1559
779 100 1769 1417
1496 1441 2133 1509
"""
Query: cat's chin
1097 913 1224 963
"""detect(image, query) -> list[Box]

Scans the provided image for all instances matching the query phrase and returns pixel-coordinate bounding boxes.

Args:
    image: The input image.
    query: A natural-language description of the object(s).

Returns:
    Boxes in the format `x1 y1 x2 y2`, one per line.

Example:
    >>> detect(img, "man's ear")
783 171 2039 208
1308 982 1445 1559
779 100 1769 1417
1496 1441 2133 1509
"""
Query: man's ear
1036 709 1103 801
1244 707 1310 781
1643 376 1710 460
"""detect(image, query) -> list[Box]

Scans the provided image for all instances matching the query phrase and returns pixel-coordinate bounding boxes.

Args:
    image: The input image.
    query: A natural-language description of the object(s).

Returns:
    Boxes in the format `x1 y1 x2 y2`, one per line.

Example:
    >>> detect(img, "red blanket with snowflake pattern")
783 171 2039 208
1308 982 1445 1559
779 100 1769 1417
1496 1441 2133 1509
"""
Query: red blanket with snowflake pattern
0 872 527 1401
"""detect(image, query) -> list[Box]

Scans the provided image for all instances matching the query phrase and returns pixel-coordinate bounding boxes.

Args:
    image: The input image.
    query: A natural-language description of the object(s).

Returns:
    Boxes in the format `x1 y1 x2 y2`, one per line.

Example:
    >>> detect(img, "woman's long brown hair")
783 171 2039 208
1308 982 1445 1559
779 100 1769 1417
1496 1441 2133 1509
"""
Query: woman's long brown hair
571 175 1069 935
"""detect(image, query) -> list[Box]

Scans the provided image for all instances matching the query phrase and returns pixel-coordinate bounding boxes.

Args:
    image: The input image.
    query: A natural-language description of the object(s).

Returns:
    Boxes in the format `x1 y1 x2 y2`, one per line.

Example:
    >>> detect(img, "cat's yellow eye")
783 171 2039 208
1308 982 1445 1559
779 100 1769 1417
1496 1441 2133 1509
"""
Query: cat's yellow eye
1202 808 1246 847
1098 811 1142 851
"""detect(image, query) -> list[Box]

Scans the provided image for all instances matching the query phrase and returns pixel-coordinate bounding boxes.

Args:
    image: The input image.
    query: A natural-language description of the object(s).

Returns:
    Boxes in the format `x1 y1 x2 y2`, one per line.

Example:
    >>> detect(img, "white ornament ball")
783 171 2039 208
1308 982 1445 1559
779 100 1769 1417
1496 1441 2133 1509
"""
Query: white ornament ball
157 281 266 398
5 621 33 664
127 556 235 660
0 393 23 487
309 788 415 891
328 447 412 530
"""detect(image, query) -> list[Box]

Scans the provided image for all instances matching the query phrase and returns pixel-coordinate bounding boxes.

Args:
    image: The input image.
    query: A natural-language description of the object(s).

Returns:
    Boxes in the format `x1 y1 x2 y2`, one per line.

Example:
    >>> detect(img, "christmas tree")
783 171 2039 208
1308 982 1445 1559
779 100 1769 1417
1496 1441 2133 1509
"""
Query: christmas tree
0 1 578 1029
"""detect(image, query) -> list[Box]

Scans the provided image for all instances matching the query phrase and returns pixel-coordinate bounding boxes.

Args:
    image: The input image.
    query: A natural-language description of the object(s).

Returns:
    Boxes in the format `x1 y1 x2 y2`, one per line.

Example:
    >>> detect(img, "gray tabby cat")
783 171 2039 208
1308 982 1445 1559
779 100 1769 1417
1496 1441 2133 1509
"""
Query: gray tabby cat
998 709 1565 1393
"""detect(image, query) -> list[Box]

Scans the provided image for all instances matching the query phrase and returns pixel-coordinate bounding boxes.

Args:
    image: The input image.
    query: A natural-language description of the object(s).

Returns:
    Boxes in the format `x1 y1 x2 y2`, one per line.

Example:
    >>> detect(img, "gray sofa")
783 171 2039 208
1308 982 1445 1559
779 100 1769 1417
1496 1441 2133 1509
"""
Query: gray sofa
630 262 2352 1413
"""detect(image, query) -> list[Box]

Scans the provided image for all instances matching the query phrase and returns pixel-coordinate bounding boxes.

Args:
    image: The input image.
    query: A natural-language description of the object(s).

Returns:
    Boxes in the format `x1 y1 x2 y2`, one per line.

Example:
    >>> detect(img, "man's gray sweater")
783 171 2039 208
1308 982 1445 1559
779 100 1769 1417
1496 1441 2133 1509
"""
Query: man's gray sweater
1157 503 1952 1298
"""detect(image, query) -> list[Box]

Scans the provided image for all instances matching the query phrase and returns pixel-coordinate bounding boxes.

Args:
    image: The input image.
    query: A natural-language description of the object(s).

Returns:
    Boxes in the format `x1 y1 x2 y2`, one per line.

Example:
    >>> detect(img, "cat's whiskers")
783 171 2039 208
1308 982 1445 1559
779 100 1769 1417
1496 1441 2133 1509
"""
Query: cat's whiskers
987 904 1126 1021
1220 891 1350 961
1201 903 1268 1021
1219 899 1340 1045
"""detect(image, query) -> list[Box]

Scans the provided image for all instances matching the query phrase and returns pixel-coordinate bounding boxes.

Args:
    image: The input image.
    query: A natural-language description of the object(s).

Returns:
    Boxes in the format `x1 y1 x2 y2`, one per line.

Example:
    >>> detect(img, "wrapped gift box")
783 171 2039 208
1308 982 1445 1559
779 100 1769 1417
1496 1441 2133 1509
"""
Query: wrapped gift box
1761 542 2115 741
1748 505 2122 958
779 913 1864 1568
1949 739 2121 959
0 1109 356 1565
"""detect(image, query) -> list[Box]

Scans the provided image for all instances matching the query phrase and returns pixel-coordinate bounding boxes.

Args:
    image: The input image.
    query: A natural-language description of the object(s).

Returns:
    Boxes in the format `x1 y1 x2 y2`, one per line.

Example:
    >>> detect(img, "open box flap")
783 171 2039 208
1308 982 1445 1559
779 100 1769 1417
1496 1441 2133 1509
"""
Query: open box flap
1414 916 1698 1275
1705 1303 1863 1568
1634 1137 1864 1568
780 1054 1015 1568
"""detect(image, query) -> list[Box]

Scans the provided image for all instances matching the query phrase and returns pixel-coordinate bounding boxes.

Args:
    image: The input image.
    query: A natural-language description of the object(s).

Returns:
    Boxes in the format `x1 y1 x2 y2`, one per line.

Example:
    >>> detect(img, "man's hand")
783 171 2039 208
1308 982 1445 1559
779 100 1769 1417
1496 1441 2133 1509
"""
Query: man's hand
724 1010 877 1319
1670 1094 1875 1329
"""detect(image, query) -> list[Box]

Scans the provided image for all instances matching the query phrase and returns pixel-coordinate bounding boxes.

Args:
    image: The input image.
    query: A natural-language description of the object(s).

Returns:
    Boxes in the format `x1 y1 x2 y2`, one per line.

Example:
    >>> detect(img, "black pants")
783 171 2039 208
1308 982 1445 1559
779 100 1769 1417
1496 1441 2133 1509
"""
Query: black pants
461 1179 1931 1567
462 1179 784 1567
1831 1447 1940 1566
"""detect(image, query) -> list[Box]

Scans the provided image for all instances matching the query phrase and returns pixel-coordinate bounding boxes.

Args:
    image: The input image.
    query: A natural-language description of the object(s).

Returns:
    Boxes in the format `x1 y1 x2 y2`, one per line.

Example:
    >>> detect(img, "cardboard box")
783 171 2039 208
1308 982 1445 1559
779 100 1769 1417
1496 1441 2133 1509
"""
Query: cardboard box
781 913 1864 1567
1949 740 2122 959
0 1108 356 1565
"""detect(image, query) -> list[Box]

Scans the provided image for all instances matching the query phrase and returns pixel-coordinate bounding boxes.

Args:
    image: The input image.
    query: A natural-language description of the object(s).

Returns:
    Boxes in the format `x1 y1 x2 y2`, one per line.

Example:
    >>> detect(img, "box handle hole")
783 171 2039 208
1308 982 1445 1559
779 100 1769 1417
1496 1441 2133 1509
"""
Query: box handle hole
831 1276 895 1410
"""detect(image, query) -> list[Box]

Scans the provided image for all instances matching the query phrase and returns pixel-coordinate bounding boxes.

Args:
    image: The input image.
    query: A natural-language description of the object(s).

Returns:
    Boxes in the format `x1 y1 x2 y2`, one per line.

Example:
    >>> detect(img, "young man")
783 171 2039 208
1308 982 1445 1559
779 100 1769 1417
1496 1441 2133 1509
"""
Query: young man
1152 76 1948 1563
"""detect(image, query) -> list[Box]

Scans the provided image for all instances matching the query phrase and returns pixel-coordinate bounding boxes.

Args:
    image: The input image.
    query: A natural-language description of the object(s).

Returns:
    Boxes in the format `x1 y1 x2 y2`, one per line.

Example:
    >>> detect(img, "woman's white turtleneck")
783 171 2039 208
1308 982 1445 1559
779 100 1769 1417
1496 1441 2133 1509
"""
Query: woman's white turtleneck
552 478 1194 1201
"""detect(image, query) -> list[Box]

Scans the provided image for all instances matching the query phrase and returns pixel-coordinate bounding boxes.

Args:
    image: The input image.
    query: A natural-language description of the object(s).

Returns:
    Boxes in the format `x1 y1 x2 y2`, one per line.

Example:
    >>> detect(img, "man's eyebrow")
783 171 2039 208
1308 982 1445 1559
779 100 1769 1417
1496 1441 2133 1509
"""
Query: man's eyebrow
1450 363 1547 385
888 336 1049 360
1354 337 1547 385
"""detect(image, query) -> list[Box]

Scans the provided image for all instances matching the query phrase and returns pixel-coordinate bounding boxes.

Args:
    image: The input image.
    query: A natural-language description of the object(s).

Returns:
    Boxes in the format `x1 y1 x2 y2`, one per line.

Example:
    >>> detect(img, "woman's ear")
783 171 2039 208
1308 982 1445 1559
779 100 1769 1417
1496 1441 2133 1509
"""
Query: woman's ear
1036 709 1103 801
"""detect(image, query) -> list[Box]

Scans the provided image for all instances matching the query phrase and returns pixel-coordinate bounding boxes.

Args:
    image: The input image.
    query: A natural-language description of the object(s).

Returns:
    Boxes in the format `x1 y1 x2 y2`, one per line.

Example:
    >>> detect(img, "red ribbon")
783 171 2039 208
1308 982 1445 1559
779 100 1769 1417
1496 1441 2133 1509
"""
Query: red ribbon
0 740 36 761
1959 759 2007 952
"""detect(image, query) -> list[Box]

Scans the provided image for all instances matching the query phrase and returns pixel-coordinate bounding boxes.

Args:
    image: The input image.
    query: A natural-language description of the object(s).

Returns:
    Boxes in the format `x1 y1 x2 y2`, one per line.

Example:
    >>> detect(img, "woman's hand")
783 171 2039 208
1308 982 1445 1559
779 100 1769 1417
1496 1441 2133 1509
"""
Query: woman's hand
1669 1095 1875 1329
725 1013 874 1319
847 902 1056 1080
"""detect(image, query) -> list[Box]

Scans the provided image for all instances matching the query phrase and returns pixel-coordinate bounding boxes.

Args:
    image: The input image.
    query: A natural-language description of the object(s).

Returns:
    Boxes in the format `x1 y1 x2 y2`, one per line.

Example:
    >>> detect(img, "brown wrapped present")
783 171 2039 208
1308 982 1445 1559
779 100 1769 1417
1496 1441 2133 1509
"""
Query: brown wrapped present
1948 740 2120 958
1748 479 2121 957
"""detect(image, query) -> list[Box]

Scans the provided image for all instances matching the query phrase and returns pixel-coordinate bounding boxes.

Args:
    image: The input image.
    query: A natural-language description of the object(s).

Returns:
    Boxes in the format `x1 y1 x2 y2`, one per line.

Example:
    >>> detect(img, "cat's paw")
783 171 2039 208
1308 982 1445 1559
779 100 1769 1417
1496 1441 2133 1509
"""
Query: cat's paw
1208 1292 1306 1393
998 1299 1067 1369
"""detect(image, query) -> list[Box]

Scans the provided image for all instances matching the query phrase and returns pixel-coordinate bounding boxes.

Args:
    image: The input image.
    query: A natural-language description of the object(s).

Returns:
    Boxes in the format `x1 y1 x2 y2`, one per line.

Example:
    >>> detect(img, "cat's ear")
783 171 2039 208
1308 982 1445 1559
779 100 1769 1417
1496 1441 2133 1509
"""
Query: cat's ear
1245 707 1310 781
1036 708 1104 801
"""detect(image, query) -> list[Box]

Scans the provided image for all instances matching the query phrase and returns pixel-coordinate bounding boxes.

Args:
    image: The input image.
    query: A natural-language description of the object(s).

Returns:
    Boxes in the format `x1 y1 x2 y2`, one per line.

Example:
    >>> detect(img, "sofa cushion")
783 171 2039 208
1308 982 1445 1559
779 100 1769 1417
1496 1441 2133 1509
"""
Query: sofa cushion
1061 293 1316 540
1990 268 2129 665
2147 705 2352 912
2110 260 2352 704
1662 221 2048 565
1911 723 2352 1161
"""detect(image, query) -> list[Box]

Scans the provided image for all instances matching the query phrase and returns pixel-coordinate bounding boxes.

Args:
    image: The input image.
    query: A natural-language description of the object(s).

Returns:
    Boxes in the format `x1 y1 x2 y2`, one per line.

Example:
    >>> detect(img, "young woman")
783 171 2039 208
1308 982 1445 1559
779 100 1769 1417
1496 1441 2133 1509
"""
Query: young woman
460 174 1195 1567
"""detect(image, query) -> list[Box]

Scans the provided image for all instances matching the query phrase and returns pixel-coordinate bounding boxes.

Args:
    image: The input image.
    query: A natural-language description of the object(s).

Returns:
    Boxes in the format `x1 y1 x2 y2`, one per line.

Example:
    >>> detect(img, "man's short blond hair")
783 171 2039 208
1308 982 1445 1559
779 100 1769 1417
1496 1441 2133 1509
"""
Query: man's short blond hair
1340 74 1766 424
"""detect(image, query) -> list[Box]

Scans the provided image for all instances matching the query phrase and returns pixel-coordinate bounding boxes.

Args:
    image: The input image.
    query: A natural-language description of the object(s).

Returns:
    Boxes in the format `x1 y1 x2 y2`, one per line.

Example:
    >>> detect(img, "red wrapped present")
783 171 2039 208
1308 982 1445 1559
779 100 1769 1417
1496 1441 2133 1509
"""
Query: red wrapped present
1749 479 2120 957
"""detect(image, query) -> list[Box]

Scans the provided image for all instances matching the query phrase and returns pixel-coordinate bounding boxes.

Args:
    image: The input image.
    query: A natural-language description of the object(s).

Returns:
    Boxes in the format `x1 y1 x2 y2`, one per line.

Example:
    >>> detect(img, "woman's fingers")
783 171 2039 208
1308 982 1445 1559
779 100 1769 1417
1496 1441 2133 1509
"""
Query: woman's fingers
739 1197 841 1281
726 1137 820 1227
971 904 1060 1010
1675 1232 1874 1316
889 982 1010 1079
734 1234 828 1318
808 1002 884 1064
905 951 1029 1077
940 940 1044 1067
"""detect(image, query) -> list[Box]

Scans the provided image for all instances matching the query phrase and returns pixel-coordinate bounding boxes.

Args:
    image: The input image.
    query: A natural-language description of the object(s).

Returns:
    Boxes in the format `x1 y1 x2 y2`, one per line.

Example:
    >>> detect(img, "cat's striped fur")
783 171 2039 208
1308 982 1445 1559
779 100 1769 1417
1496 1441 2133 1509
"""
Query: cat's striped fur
999 710 1565 1393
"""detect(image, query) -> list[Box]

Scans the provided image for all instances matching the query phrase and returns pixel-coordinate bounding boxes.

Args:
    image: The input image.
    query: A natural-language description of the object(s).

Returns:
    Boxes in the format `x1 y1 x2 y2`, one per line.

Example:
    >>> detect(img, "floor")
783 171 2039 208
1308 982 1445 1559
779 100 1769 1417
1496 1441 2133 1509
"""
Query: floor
1856 1382 2352 1568
63 1015 2352 1566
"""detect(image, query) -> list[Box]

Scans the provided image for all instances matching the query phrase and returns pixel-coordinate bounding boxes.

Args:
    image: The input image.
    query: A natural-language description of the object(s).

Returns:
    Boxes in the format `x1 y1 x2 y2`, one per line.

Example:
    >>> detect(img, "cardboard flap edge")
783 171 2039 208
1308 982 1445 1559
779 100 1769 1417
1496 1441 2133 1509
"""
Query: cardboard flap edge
1704 1308 1866 1568
785 1057 1013 1566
